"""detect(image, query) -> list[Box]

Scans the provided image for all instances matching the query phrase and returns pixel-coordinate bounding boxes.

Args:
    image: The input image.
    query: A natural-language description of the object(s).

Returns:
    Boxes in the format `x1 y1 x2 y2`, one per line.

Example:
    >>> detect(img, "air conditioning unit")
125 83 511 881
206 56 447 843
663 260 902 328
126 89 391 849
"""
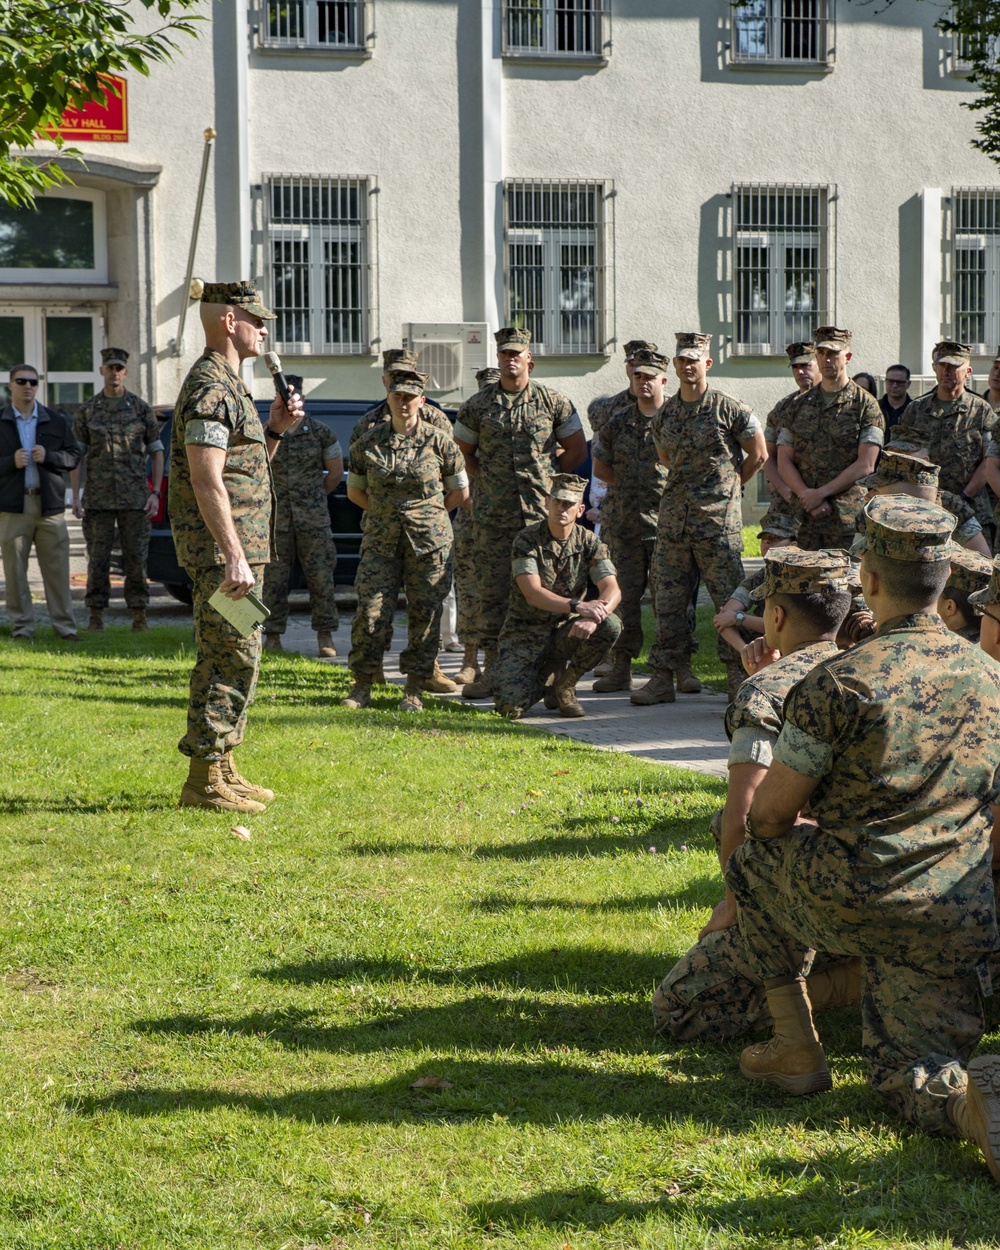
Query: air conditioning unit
403 322 490 402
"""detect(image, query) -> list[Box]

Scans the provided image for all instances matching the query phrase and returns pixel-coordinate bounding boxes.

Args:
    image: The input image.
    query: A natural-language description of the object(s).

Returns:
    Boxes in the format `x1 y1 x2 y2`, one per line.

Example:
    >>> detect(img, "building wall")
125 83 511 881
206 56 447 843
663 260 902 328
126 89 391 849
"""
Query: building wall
9 0 999 514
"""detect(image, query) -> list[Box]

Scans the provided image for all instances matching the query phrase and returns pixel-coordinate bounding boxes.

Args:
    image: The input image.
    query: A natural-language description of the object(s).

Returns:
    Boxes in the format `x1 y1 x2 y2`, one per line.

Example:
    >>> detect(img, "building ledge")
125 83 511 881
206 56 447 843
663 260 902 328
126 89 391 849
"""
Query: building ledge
15 151 162 188
0 283 119 302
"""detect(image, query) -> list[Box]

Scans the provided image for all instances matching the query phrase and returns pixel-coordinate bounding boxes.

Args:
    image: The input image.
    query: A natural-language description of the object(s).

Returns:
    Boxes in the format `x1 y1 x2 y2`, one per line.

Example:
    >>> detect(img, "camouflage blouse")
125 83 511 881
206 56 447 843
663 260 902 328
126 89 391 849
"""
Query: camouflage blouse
503 520 616 632
75 389 163 511
168 351 274 571
593 398 669 542
348 417 467 558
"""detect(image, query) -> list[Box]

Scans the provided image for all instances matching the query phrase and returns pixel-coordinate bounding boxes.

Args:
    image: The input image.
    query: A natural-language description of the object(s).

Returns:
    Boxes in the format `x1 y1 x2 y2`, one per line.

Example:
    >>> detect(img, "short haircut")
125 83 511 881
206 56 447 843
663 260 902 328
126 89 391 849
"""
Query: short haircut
864 550 950 606
853 372 878 397
8 363 37 380
771 588 852 635
885 364 911 381
942 585 975 624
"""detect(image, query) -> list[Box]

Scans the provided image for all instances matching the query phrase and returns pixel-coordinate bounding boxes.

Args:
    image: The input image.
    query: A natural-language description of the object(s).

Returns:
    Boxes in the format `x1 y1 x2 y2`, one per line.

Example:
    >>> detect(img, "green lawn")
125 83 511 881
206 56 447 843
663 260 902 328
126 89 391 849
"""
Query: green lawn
1 626 998 1248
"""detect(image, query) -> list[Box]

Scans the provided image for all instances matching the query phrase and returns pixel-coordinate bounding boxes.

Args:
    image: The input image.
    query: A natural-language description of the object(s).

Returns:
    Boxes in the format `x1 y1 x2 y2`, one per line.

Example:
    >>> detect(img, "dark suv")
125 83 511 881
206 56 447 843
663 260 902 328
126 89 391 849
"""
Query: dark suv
147 399 397 603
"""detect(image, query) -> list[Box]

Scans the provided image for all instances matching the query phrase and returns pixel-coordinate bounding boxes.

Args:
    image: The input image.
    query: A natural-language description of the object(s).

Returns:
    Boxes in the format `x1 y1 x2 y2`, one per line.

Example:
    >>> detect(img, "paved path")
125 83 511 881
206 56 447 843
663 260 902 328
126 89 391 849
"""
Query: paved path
1 517 760 781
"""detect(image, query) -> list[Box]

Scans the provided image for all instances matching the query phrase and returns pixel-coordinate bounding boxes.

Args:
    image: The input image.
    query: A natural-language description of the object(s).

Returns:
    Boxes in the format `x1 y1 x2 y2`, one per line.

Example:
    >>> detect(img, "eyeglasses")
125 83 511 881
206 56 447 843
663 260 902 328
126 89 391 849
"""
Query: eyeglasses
11 377 38 386
972 605 1000 623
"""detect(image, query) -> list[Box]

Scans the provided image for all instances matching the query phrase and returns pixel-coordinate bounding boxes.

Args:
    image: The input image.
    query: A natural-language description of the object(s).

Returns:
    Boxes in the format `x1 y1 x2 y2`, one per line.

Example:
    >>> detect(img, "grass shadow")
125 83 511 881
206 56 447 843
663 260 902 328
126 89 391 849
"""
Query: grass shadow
0 792 176 815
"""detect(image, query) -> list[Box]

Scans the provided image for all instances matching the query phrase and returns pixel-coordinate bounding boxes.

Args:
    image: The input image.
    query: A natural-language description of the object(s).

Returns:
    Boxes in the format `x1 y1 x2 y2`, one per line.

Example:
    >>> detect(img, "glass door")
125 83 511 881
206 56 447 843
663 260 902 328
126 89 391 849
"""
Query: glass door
0 306 100 415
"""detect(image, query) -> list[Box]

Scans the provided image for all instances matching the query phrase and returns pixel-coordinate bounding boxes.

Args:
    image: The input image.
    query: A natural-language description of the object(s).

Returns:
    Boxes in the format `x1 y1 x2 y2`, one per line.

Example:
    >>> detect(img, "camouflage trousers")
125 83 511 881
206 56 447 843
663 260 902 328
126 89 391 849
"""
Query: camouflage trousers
473 520 521 650
178 564 264 761
452 507 478 645
649 524 743 670
263 524 339 634
349 534 452 679
83 508 150 610
652 809 850 1041
795 510 856 553
604 533 655 662
493 614 622 717
726 830 994 1135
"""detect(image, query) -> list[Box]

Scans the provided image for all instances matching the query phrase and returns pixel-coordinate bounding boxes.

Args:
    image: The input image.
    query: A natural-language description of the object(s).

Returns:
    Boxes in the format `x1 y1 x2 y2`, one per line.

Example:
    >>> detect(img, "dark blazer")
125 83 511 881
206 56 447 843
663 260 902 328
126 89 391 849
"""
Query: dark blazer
0 402 82 516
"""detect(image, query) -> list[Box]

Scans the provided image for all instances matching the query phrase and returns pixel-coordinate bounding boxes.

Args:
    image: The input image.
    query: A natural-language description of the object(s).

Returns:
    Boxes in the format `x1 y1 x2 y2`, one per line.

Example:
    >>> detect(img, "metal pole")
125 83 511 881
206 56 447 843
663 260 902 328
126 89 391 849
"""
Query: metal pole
173 127 217 357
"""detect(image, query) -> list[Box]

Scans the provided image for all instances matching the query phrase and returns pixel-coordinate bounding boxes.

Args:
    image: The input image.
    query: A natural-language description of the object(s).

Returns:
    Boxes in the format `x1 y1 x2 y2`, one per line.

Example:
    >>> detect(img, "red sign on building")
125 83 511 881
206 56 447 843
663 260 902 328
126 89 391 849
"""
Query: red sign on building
48 75 128 142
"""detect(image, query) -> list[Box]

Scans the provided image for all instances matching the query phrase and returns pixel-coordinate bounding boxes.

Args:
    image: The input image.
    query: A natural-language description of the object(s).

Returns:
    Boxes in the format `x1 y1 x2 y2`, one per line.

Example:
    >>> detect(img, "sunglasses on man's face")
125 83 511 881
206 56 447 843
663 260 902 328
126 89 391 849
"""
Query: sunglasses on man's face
11 377 38 386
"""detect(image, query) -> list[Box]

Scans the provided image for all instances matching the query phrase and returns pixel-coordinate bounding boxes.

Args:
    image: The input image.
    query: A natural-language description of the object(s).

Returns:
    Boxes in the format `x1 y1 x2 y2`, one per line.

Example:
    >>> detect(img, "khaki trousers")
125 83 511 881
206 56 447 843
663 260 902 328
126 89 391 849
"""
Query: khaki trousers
0 495 77 637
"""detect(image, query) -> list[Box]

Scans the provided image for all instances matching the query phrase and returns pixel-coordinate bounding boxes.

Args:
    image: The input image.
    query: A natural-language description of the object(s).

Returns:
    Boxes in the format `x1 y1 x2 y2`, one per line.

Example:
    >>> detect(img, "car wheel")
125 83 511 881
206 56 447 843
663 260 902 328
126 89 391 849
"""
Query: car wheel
163 582 193 606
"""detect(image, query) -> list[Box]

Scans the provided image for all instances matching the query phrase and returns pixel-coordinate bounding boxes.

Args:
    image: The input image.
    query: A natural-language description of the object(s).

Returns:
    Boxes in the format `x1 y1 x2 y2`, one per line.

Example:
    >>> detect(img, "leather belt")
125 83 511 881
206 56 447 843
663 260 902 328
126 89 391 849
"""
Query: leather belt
24 488 41 496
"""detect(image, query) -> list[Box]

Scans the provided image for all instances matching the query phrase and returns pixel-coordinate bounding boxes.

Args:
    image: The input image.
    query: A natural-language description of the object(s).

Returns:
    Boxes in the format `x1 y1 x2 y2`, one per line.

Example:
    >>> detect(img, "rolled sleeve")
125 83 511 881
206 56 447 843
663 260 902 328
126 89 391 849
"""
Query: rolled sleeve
346 470 368 491
731 584 753 611
145 438 165 454
554 409 584 440
859 425 884 447
776 428 794 447
184 419 230 449
452 419 479 445
773 721 834 778
443 468 469 491
955 517 984 543
323 438 343 460
512 556 539 577
591 557 616 581
728 727 777 768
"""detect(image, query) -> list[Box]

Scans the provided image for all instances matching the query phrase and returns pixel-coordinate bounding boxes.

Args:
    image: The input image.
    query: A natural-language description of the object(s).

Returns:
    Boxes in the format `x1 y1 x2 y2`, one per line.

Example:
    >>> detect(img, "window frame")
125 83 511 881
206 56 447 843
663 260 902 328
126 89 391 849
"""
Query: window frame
255 0 374 57
0 187 108 284
728 0 835 71
502 178 614 358
501 0 611 65
262 173 378 357
730 182 835 358
948 187 1000 355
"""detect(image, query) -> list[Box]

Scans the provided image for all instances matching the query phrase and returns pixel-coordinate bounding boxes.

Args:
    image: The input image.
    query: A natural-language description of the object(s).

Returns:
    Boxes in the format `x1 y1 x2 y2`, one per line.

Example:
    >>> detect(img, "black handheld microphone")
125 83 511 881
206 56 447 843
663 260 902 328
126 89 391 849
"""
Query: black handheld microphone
263 351 292 407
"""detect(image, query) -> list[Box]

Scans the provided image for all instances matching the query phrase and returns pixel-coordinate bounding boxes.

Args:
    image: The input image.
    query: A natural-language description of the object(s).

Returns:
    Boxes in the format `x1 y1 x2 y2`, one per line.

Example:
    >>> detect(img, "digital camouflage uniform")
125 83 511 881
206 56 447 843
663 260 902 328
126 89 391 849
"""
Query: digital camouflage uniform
593 397 668 661
263 417 341 634
587 388 630 441
777 379 884 550
654 639 847 1041
727 515 1000 1134
492 520 620 716
649 387 761 669
451 505 478 644
169 350 274 761
454 380 583 649
349 397 453 448
347 417 467 679
74 389 163 610
906 389 996 531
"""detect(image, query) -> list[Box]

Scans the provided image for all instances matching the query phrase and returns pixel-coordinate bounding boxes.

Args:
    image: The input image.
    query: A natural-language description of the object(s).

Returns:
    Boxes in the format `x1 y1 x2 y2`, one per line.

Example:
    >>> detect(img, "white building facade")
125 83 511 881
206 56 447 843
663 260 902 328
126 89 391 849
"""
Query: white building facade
2 0 998 514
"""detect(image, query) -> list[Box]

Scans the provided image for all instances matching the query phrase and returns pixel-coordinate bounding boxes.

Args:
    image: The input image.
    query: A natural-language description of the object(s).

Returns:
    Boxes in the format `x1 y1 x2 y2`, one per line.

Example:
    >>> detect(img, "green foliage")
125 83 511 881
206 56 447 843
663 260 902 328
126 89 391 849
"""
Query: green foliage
0 0 201 207
0 627 998 1246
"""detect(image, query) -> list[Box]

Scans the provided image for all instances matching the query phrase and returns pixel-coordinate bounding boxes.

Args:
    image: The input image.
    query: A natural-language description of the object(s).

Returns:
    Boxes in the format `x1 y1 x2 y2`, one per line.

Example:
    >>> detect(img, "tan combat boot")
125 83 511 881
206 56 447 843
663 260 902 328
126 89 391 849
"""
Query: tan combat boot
422 662 459 693
462 646 497 699
263 633 283 652
592 655 632 693
947 1057 1000 1184
630 670 675 705
179 758 266 814
316 631 337 658
400 676 424 712
676 665 702 694
806 958 862 1014
740 976 831 1095
130 608 149 633
342 678 372 709
86 609 104 632
455 642 480 687
553 665 586 718
220 751 275 803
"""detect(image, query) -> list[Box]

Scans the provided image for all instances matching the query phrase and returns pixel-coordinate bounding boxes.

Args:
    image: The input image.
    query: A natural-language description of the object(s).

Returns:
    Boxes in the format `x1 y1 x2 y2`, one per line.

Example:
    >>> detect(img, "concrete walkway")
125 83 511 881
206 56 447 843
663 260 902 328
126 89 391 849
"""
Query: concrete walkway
1 516 757 780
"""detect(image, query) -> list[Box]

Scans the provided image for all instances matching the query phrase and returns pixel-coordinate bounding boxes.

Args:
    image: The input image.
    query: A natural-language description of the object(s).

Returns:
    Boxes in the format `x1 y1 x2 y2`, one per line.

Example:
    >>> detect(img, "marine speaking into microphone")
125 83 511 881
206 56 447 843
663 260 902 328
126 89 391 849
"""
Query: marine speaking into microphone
263 350 296 407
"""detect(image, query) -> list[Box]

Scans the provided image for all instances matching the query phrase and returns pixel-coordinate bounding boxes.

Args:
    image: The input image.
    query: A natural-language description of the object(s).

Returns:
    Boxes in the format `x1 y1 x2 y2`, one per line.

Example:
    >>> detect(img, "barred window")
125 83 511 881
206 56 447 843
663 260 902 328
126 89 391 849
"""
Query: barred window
731 0 833 67
258 0 370 52
951 7 1000 73
504 179 613 356
732 184 833 355
951 188 1000 352
503 0 610 61
265 175 375 355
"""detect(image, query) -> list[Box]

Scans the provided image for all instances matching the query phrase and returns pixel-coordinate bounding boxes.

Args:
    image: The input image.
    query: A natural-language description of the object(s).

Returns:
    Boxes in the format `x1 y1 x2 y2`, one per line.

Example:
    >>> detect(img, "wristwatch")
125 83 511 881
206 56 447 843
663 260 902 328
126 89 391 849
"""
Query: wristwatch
735 611 746 624
264 424 284 440
568 597 581 613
